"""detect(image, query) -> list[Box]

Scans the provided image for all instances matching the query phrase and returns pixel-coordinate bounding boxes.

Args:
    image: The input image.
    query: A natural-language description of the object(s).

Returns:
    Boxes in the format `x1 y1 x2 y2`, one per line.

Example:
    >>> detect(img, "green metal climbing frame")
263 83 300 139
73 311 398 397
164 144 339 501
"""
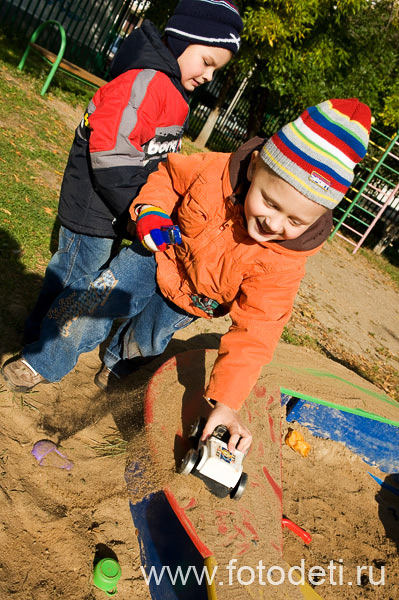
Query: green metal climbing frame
330 126 399 253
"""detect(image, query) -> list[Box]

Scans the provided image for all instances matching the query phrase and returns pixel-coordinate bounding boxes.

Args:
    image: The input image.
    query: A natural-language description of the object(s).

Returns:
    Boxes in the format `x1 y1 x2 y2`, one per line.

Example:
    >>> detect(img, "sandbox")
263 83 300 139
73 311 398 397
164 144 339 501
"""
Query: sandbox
126 346 399 599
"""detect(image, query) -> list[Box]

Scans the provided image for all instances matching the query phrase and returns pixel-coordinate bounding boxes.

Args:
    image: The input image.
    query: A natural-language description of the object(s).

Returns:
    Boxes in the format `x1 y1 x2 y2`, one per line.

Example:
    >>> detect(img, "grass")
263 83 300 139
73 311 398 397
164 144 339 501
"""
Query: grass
0 31 93 267
86 430 128 458
359 246 399 289
280 328 319 351
338 235 399 290
181 136 208 155
0 29 94 354
0 28 94 108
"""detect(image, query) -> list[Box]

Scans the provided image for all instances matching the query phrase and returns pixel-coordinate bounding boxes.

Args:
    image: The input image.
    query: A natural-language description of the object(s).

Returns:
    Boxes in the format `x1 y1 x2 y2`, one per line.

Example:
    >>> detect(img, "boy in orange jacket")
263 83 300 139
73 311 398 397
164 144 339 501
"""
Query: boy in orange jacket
2 99 371 452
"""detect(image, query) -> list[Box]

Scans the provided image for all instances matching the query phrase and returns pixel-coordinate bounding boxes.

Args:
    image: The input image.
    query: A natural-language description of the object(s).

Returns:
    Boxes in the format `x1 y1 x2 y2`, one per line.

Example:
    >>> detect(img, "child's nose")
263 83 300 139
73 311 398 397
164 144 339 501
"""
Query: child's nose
268 214 283 233
203 67 215 83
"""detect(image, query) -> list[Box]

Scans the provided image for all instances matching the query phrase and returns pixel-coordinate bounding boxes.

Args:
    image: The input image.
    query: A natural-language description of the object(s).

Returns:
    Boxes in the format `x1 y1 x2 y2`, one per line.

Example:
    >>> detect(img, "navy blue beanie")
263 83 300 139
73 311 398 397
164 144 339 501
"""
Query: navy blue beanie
166 36 191 59
164 0 243 55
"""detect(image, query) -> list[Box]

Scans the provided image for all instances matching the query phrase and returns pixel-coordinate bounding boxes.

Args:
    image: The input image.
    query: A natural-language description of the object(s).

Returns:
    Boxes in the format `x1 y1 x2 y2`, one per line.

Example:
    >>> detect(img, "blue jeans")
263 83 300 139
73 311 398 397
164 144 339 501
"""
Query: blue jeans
23 240 195 382
24 226 119 343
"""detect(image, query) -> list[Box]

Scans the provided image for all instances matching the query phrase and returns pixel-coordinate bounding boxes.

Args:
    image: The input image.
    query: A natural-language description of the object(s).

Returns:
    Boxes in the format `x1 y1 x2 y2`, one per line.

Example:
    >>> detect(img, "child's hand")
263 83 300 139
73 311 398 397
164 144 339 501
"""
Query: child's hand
201 402 252 454
136 205 174 252
126 216 136 238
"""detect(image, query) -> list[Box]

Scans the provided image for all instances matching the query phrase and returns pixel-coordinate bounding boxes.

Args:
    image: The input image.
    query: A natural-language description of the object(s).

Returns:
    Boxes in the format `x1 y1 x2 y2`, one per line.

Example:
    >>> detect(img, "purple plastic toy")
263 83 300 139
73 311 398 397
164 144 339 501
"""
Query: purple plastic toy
31 439 74 470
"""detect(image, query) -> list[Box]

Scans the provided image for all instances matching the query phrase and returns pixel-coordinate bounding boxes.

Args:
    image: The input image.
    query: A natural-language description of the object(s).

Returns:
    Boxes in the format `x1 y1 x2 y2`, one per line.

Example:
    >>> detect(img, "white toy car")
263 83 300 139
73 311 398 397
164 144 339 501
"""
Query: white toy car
178 417 248 500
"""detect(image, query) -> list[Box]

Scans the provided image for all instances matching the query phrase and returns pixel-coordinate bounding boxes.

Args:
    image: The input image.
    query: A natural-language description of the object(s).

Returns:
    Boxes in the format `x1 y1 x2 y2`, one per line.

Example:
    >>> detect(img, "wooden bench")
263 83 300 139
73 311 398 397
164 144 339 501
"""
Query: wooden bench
18 20 107 96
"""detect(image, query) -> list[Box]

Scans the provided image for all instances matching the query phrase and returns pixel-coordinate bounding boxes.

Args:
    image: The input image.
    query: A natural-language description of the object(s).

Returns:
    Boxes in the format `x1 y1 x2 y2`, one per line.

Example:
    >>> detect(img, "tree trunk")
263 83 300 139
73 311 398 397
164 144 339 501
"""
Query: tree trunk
372 221 399 255
194 66 237 148
194 109 222 148
246 85 270 139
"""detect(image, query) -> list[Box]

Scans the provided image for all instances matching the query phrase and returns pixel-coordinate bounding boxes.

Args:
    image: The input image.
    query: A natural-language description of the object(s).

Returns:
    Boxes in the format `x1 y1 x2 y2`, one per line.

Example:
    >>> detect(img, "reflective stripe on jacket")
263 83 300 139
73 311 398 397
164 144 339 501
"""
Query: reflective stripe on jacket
58 20 188 239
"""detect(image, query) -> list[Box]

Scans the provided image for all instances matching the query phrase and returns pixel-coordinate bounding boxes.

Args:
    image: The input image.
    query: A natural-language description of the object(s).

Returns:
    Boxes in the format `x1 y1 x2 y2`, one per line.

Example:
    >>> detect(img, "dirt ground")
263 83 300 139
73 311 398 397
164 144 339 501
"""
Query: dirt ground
1 92 399 599
291 239 399 400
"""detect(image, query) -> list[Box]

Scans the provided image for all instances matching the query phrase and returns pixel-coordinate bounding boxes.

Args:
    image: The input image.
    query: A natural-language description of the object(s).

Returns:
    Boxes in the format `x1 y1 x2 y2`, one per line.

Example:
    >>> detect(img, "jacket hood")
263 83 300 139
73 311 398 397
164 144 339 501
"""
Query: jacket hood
109 20 185 93
229 136 333 252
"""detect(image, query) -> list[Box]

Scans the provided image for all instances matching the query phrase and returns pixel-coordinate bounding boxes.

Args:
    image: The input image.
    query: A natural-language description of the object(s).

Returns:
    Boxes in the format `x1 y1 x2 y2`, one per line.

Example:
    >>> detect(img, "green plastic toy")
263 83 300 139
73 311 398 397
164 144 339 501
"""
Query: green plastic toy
93 558 121 596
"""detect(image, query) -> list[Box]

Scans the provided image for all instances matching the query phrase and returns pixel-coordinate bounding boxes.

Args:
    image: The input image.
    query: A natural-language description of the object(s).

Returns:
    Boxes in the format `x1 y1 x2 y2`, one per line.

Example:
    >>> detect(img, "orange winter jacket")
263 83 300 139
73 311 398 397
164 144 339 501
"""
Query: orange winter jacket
130 149 328 410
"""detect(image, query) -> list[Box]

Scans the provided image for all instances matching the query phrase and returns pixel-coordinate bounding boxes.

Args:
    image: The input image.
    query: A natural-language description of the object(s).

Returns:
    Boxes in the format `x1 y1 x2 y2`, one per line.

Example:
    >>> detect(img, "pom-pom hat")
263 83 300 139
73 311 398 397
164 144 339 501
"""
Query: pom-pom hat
260 99 372 210
165 0 243 55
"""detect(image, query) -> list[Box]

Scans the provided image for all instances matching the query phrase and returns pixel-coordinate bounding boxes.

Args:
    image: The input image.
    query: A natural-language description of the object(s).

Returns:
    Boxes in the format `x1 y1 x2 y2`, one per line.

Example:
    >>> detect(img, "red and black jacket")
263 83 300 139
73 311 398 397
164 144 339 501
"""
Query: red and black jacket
58 20 189 239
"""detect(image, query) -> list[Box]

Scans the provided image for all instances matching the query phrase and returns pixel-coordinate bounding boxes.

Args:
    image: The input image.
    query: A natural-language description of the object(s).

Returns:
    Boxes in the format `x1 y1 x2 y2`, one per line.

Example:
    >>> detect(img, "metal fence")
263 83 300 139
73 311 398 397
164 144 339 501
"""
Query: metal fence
0 0 148 77
186 71 299 152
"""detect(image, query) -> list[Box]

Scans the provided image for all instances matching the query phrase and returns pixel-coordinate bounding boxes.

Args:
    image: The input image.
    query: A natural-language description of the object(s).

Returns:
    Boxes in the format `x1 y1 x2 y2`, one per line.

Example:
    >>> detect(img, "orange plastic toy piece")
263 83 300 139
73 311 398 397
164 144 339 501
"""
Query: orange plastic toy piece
284 429 311 457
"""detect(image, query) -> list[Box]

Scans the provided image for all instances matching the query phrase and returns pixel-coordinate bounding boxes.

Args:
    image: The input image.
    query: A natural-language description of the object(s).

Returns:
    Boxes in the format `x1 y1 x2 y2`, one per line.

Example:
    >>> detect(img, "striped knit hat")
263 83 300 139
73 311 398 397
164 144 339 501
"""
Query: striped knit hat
164 0 243 55
260 99 371 210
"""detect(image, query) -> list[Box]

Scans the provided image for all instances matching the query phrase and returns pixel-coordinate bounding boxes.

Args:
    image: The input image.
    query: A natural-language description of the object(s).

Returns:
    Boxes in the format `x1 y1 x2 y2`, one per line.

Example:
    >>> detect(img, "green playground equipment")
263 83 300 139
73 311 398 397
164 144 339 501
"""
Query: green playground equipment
17 20 67 96
1 0 146 80
17 20 109 95
330 126 399 253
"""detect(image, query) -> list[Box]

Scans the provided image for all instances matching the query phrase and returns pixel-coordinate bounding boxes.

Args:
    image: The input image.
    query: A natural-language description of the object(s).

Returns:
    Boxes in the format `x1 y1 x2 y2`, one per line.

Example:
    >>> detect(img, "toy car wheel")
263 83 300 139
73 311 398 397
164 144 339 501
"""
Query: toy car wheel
178 449 200 475
188 416 206 440
230 472 248 500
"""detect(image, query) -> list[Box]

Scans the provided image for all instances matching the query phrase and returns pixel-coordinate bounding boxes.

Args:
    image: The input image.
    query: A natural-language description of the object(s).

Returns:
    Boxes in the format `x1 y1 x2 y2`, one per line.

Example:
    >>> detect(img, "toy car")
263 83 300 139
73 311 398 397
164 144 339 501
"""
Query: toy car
178 417 248 500
160 225 182 245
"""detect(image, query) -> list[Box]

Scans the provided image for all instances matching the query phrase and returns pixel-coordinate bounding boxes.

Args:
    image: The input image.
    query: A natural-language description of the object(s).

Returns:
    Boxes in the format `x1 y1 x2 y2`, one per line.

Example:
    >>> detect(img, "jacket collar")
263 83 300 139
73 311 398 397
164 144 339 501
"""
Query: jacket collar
109 20 188 102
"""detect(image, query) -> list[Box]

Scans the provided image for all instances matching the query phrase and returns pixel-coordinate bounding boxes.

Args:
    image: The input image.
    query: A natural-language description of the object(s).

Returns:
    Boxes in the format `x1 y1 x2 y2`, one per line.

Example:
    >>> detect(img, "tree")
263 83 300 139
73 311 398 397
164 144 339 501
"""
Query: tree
194 0 399 144
145 0 179 29
194 63 240 147
243 0 399 125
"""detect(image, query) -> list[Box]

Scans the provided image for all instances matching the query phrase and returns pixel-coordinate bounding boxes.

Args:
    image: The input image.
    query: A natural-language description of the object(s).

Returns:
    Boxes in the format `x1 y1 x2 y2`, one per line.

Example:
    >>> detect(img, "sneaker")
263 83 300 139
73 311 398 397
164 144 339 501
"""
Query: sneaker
94 365 117 391
1 357 48 392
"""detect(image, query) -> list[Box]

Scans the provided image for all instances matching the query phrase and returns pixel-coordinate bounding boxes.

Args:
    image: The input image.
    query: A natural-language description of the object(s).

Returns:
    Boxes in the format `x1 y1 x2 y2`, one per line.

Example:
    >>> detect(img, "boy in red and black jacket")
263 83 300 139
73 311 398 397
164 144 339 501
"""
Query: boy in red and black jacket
24 0 243 343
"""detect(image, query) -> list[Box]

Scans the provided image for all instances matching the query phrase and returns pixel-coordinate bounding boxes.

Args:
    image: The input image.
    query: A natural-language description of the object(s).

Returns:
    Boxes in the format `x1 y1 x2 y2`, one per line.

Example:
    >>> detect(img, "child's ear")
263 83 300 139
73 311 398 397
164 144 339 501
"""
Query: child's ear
247 150 260 182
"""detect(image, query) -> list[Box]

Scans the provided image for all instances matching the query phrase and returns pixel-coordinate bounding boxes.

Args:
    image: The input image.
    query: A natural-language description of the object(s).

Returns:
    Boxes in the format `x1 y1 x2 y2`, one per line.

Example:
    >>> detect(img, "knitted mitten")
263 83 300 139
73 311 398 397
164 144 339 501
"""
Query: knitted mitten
136 205 174 252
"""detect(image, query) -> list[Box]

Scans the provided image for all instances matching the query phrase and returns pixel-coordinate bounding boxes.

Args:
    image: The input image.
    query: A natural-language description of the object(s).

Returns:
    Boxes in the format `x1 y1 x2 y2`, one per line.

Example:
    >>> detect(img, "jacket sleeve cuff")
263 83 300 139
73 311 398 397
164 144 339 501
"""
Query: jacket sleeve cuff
132 203 152 218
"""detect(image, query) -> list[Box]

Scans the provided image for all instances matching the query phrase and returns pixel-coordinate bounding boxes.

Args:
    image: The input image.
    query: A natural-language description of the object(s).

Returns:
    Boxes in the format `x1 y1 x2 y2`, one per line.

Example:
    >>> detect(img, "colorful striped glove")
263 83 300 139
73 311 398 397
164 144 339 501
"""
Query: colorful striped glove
136 205 174 252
